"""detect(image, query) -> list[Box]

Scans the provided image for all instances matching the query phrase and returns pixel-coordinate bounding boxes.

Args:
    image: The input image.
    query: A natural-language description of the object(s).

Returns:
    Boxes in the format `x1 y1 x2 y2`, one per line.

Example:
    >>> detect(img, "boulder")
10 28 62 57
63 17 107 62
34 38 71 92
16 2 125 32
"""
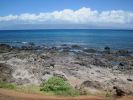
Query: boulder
119 62 126 66
53 71 68 81
83 48 96 53
71 45 82 49
113 86 125 96
103 46 111 54
127 78 132 82
40 54 50 59
92 58 106 67
104 46 110 50
80 80 102 89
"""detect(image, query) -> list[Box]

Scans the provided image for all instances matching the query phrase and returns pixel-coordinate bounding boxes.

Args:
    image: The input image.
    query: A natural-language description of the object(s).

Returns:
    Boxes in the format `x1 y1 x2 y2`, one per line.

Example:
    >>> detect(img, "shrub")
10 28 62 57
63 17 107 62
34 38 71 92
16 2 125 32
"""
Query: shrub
40 76 79 96
0 81 16 89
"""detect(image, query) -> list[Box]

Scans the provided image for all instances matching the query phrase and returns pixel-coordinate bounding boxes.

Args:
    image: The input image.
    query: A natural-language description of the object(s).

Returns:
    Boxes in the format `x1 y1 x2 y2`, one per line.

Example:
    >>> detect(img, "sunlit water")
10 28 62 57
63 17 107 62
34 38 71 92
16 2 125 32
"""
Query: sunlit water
0 29 133 51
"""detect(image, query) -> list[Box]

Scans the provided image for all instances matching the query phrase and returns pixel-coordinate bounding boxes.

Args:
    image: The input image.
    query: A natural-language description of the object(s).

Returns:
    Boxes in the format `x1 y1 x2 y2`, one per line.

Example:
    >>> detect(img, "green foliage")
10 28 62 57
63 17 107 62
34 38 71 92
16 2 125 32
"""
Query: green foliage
0 81 16 89
40 76 79 96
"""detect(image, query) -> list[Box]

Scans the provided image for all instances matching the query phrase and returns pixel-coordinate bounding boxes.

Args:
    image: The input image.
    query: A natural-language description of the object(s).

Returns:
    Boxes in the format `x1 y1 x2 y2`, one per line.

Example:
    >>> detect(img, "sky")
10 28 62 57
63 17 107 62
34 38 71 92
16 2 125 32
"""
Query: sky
0 0 133 29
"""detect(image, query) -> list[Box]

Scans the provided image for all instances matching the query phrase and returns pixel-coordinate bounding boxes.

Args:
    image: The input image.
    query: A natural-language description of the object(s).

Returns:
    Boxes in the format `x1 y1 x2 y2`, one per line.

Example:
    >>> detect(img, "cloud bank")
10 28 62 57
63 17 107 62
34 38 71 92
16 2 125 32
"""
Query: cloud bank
0 7 133 29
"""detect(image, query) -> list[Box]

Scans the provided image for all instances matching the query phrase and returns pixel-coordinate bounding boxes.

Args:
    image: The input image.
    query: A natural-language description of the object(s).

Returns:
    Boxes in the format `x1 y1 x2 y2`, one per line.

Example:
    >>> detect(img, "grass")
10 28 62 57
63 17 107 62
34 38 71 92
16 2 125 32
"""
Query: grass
105 90 116 100
0 81 16 89
0 78 107 97
16 85 44 94
0 77 79 96
40 76 79 96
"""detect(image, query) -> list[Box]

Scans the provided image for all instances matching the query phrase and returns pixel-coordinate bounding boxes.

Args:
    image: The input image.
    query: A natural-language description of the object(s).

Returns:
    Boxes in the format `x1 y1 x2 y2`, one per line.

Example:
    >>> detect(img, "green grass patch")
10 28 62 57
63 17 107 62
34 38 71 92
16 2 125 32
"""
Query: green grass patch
0 81 16 89
40 76 79 96
16 85 44 94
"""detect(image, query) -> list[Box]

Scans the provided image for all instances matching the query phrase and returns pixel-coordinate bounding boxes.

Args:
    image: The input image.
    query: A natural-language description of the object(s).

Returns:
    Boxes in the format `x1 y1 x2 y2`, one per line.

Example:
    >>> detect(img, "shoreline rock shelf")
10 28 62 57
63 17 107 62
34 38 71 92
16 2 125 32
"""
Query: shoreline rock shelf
0 43 133 95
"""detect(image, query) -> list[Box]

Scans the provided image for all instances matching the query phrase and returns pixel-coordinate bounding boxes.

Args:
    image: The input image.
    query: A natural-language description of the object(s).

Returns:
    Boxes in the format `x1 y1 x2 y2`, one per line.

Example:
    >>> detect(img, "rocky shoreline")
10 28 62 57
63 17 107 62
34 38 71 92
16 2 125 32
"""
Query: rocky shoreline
0 43 133 95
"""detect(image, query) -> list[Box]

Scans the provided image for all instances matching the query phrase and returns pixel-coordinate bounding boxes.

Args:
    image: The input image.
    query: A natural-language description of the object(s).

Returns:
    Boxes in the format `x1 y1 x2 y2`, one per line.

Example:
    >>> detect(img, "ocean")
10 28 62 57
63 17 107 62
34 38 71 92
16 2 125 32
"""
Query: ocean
0 29 133 51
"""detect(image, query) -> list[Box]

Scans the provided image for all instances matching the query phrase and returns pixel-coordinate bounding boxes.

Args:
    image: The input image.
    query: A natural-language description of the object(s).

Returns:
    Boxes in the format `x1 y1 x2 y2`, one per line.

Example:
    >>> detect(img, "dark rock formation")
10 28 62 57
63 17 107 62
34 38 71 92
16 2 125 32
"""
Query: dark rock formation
0 44 11 53
116 50 129 56
83 48 96 53
113 86 125 96
71 45 82 49
104 46 110 50
127 78 132 82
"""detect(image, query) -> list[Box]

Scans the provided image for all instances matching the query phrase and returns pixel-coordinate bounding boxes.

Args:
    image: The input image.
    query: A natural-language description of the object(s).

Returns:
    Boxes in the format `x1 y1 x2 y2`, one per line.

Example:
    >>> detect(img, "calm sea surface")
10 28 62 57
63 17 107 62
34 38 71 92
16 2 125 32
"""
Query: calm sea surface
0 29 133 51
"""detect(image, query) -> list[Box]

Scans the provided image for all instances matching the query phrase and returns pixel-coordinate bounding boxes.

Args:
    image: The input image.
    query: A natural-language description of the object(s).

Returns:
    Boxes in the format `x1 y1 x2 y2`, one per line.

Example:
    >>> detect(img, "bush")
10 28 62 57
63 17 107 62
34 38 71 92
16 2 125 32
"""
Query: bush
40 76 79 96
0 81 16 89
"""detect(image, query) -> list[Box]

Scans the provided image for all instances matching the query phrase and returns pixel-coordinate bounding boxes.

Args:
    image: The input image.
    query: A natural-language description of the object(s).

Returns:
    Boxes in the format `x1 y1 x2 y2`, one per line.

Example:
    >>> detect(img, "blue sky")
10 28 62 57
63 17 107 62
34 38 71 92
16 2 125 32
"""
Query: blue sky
0 0 133 29
1 0 133 15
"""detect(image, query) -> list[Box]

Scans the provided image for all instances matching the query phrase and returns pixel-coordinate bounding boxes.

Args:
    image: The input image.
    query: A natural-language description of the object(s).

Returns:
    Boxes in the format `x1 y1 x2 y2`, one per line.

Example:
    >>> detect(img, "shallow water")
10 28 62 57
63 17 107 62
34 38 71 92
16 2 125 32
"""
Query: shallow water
0 29 133 51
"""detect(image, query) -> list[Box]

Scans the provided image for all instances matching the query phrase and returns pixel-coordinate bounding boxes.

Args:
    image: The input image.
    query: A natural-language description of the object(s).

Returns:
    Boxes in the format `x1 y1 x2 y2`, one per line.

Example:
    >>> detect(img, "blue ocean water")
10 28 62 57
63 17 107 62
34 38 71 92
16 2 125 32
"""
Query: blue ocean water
0 29 133 51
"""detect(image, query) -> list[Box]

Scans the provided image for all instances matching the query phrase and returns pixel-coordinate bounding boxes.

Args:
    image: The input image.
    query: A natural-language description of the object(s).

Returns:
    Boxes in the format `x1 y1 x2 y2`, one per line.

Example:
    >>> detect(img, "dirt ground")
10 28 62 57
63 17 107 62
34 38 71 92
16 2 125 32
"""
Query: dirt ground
0 89 133 100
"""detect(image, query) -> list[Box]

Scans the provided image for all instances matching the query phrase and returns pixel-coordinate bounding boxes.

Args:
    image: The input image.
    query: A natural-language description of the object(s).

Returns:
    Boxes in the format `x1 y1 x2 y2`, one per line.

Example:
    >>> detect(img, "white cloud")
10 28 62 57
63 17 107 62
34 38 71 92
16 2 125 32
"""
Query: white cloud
0 7 133 28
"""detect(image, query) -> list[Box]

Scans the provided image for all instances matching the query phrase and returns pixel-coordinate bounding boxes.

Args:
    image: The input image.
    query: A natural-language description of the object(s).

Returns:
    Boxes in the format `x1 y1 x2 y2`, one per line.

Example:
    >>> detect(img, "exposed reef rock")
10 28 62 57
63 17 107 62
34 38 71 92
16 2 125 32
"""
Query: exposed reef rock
0 44 133 94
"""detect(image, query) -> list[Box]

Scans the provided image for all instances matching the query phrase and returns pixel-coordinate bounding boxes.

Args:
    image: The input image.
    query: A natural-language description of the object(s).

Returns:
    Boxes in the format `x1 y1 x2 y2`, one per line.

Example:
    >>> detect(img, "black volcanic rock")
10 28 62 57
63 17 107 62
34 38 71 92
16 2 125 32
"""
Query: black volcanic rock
71 45 82 49
116 50 129 56
113 86 125 97
0 44 11 53
83 48 96 53
104 46 110 50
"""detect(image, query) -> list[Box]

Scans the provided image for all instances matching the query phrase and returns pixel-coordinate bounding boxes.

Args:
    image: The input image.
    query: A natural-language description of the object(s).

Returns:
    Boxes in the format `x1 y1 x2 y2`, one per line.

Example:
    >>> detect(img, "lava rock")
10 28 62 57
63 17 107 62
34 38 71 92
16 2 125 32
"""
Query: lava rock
53 71 68 81
113 86 125 97
119 62 126 66
104 46 110 50
116 50 129 56
127 78 132 82
81 80 102 89
0 44 11 53
71 45 82 49
83 48 96 53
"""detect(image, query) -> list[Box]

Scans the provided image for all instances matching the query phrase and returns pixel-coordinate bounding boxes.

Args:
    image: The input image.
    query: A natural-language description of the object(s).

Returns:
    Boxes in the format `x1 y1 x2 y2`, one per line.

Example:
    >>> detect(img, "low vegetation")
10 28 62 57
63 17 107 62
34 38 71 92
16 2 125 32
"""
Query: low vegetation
40 76 79 96
0 81 16 89
0 78 107 97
